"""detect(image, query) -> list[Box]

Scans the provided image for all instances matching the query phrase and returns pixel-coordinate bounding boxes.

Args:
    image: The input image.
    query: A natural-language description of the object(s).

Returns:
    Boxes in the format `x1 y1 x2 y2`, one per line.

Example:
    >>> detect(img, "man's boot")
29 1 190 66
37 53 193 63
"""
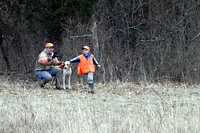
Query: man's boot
38 79 49 88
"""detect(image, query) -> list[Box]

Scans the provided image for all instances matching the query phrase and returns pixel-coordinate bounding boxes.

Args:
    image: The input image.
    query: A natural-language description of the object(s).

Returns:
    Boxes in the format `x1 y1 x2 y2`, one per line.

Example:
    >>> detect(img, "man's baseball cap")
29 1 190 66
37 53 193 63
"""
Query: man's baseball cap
45 43 54 48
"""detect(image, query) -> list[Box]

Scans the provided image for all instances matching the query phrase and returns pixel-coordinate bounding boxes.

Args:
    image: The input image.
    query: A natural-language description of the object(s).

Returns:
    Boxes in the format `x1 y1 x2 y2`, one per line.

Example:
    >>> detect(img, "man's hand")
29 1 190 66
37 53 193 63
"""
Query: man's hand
60 61 65 69
47 52 53 62
47 57 52 62
57 61 64 65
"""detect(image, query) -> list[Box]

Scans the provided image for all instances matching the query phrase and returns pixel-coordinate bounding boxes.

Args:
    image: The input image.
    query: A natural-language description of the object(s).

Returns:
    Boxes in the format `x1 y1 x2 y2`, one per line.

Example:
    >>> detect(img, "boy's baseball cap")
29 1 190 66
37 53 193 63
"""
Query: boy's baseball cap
82 46 90 51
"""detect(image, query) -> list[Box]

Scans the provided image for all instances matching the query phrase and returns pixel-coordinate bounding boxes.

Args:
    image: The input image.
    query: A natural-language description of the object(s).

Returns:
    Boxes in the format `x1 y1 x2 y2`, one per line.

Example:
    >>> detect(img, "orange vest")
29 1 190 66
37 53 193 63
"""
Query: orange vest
78 54 95 75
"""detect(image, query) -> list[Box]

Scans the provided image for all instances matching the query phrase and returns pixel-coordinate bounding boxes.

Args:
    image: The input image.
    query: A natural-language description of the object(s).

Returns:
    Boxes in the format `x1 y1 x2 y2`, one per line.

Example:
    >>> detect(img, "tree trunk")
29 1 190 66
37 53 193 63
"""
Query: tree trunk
0 31 10 71
90 14 99 59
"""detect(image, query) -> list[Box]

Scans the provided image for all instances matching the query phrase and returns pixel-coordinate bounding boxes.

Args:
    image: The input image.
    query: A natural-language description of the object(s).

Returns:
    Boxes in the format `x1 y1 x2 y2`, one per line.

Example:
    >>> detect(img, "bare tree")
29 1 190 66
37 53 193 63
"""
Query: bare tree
0 0 200 83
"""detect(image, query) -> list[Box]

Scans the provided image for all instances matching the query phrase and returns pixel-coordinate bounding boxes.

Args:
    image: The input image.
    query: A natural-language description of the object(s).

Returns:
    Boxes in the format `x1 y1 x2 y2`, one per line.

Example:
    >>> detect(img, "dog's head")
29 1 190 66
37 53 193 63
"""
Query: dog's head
64 61 72 69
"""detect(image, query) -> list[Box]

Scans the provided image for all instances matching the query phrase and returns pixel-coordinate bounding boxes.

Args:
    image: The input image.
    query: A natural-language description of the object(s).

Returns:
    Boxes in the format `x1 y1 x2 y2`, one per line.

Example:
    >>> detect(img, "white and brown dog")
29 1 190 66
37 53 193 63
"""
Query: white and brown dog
60 61 72 89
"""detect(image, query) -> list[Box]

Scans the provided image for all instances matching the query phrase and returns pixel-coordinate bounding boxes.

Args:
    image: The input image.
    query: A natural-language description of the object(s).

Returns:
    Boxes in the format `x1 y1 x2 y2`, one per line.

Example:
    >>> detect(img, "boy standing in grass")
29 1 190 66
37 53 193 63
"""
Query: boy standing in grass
70 45 101 93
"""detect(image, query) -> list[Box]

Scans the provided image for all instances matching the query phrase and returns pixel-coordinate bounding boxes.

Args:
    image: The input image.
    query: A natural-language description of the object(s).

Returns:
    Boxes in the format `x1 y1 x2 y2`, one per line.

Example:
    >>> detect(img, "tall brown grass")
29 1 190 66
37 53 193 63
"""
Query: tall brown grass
0 77 199 133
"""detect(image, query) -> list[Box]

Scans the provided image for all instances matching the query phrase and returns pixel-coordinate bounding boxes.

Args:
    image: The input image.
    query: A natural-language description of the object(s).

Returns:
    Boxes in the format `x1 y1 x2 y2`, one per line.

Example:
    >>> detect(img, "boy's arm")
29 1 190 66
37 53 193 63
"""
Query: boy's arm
93 58 101 68
93 58 99 65
70 56 80 63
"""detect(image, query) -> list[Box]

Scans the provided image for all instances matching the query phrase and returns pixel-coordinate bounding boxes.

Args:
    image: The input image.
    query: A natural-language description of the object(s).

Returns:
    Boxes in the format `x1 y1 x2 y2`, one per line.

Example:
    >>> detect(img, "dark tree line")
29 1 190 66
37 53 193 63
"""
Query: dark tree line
1 0 200 83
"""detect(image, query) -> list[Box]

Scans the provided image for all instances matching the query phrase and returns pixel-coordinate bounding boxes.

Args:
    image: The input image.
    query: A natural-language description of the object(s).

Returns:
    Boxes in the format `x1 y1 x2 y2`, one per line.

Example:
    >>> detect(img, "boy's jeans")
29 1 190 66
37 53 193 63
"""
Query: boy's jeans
85 72 94 89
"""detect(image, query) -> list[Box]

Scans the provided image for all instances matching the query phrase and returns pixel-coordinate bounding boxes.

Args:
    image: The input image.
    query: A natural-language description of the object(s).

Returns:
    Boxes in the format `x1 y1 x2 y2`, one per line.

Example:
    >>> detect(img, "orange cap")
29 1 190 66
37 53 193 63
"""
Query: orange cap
45 43 54 48
82 46 90 51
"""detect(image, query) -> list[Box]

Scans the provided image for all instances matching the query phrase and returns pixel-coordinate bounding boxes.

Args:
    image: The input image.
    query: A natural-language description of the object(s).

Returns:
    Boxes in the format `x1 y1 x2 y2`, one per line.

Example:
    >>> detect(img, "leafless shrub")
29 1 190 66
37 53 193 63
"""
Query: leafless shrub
1 0 200 83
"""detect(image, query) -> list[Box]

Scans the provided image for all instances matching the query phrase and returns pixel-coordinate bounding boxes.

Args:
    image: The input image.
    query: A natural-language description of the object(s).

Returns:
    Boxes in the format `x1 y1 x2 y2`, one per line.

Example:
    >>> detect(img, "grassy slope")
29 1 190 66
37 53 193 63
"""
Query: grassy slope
0 77 200 133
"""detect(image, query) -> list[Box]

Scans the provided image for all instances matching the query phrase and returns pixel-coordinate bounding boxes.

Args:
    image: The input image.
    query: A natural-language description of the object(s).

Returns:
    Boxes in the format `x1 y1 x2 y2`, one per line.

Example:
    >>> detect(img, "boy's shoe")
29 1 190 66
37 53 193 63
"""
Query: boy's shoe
88 90 95 94
87 88 95 94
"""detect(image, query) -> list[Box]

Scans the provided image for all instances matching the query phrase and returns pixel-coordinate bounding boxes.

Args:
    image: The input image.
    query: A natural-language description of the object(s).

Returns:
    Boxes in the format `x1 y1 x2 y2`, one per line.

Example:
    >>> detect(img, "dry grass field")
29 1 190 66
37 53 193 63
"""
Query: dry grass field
0 76 200 133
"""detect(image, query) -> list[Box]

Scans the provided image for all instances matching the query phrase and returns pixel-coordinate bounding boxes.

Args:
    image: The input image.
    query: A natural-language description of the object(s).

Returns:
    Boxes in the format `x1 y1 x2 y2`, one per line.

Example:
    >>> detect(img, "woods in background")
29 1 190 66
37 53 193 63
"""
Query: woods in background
1 0 200 83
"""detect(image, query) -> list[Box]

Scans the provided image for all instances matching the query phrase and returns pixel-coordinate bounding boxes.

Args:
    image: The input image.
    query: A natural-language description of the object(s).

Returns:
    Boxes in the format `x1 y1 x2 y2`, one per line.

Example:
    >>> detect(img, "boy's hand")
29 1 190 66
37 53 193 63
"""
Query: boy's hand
97 65 101 68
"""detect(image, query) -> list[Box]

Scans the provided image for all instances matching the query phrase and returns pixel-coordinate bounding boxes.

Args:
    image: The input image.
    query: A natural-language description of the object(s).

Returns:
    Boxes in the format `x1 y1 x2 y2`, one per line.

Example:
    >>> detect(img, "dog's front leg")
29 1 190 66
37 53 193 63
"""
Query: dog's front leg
62 72 66 90
68 76 71 89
